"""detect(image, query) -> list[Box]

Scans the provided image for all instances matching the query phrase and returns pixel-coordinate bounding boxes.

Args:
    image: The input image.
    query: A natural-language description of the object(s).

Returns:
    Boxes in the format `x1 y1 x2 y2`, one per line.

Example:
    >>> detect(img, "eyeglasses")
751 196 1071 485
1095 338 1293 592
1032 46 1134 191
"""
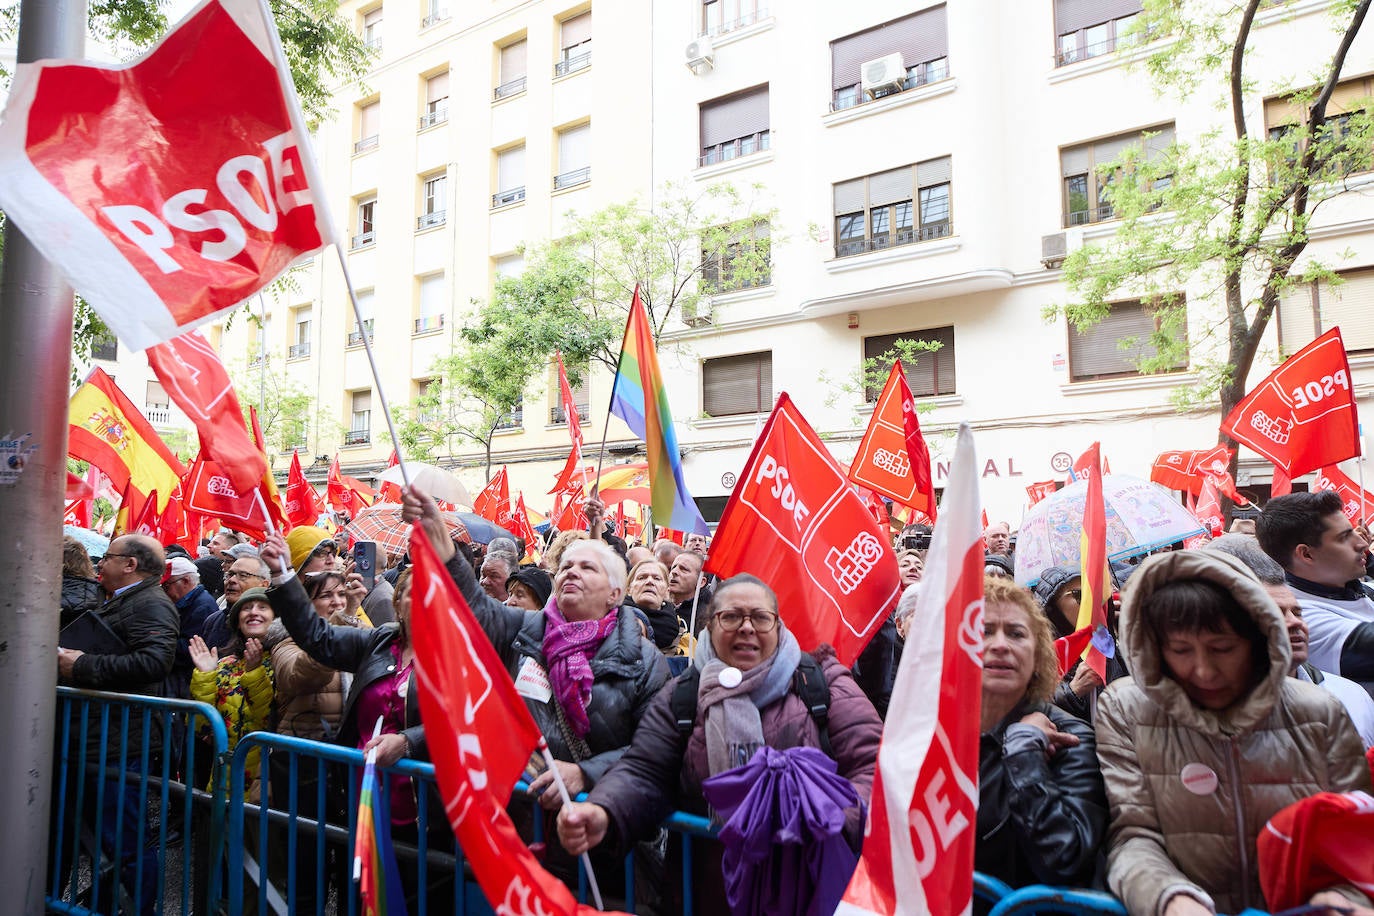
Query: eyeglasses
98 553 134 563
225 570 267 581
713 610 779 632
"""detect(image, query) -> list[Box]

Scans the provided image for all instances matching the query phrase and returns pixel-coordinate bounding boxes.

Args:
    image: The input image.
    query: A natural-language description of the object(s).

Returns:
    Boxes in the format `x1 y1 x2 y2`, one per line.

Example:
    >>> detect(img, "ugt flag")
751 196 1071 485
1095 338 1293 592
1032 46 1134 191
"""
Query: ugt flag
1220 327 1359 478
706 393 902 666
838 423 984 916
0 0 333 351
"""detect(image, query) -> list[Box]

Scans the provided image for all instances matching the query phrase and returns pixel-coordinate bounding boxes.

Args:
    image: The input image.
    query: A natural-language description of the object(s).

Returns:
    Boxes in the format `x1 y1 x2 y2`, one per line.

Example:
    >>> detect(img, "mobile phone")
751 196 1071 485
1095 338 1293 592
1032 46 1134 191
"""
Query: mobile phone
353 540 378 591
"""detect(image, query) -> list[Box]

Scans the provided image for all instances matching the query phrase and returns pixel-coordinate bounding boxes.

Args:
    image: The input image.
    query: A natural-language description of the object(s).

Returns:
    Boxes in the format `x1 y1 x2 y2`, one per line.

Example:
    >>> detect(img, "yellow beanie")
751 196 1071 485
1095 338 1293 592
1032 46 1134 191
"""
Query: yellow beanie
286 526 334 571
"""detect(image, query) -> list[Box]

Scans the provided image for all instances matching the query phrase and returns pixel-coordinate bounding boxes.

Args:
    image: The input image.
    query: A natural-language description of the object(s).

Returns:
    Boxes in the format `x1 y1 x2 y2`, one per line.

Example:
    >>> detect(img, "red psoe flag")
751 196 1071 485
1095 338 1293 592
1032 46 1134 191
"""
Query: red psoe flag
1025 481 1057 506
550 352 588 494
284 450 325 529
379 450 403 503
838 423 983 916
848 362 937 518
1312 465 1374 523
0 0 332 350
473 466 511 524
1193 475 1224 537
325 455 373 515
707 393 902 666
511 492 541 561
183 450 275 540
1221 327 1359 477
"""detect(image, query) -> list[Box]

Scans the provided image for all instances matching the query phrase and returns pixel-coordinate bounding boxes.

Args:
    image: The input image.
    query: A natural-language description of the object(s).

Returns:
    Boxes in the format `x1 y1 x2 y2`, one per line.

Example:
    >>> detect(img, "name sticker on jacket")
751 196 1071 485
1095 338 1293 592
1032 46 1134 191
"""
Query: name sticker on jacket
514 657 553 704
1181 762 1219 795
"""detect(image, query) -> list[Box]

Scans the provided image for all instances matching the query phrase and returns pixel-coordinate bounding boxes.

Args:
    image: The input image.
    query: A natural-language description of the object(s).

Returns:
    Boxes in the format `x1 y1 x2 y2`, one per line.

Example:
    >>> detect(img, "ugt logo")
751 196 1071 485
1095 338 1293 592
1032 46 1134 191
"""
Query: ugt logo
825 531 884 595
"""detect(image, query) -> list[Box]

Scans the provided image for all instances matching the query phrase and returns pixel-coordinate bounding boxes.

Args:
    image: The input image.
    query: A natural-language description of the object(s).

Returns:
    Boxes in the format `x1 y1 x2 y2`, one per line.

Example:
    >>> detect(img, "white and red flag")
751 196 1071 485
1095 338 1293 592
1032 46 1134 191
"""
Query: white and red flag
848 362 937 520
473 466 511 525
1312 465 1374 524
284 449 325 529
183 450 275 539
706 393 902 666
0 0 332 351
838 423 983 916
550 352 590 494
1025 481 1057 507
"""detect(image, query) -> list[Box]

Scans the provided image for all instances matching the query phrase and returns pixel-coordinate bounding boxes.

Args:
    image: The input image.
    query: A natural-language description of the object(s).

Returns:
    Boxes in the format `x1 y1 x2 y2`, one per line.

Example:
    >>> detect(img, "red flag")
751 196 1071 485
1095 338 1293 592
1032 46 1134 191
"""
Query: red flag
408 524 606 916
379 450 403 503
1311 465 1374 524
1257 792 1374 912
1271 465 1294 497
473 467 511 524
248 406 289 532
550 352 588 494
848 362 937 518
510 492 541 562
857 486 890 529
1025 481 1057 506
1150 446 1230 494
1075 443 1112 681
285 450 325 528
552 479 588 532
125 486 162 539
183 451 275 540
146 331 265 494
0 0 331 351
1221 327 1359 477
839 424 983 916
64 497 92 529
706 393 901 666
1194 475 1224 537
1072 446 1103 484
1054 625 1096 677
326 455 374 516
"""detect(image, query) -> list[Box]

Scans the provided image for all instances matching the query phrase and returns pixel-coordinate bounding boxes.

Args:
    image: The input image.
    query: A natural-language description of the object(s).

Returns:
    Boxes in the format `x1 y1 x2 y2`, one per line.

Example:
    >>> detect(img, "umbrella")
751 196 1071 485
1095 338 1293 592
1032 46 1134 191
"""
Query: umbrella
1014 473 1206 587
701 745 860 916
377 461 472 508
340 503 470 558
452 512 517 545
64 525 110 558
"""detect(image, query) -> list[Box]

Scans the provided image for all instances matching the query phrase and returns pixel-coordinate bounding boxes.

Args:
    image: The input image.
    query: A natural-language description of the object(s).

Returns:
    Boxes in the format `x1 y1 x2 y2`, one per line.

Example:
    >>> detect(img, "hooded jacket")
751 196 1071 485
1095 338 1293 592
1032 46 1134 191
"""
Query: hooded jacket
1096 551 1371 916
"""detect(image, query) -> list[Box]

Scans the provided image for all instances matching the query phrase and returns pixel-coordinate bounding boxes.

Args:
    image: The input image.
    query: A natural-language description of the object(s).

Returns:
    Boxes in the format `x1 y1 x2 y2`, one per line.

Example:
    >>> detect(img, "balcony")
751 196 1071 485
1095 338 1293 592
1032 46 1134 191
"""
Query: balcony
553 167 590 190
416 210 446 230
703 6 768 36
491 187 526 208
418 108 447 130
353 135 379 155
831 60 950 112
363 37 382 53
247 354 265 368
414 315 445 334
554 50 591 78
494 407 523 431
834 222 952 258
145 405 171 425
288 342 311 360
699 132 770 168
494 77 526 100
347 324 374 348
350 231 375 250
344 428 371 447
1065 205 1116 227
421 9 448 28
549 403 590 425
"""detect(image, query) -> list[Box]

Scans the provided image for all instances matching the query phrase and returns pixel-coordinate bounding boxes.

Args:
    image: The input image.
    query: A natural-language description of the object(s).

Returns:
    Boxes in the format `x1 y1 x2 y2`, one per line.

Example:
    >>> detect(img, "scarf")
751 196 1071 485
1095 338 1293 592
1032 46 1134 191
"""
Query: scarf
542 596 619 737
695 621 802 775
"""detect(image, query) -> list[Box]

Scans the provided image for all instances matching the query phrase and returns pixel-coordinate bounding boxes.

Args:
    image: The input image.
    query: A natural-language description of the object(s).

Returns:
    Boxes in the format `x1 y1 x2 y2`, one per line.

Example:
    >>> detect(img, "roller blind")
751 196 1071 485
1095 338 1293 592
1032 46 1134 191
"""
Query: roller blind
363 8 382 27
917 156 952 187
1069 300 1187 381
418 274 446 317
703 351 772 416
561 12 591 49
700 85 770 148
1317 269 1374 351
558 124 591 170
863 327 956 398
834 178 866 215
500 40 527 81
426 72 449 103
352 391 372 414
1062 124 1173 175
356 289 375 321
1054 0 1142 35
869 167 914 207
146 380 169 408
359 101 380 137
831 6 949 91
498 146 525 190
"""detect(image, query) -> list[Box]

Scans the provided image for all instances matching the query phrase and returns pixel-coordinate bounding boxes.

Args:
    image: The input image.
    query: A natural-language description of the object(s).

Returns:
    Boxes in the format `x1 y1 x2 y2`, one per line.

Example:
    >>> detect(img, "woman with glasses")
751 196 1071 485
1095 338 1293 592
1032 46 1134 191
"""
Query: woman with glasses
557 573 882 913
1035 564 1128 720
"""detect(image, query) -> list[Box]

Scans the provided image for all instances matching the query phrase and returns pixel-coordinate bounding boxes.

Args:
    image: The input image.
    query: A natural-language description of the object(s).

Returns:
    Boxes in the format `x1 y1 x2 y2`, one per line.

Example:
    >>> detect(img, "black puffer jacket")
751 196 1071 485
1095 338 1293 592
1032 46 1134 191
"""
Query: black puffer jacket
448 552 669 786
60 575 103 628
976 700 1107 890
623 596 680 652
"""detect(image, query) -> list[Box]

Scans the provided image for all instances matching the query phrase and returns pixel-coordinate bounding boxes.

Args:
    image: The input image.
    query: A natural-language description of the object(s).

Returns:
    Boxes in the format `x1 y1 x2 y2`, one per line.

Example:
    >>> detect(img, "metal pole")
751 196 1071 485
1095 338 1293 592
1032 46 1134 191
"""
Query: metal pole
0 3 86 913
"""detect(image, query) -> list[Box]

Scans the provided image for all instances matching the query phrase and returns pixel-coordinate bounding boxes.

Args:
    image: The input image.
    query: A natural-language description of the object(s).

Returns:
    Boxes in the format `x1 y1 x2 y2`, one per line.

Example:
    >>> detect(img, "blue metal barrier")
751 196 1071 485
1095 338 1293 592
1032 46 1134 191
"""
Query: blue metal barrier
48 686 229 916
988 884 1129 916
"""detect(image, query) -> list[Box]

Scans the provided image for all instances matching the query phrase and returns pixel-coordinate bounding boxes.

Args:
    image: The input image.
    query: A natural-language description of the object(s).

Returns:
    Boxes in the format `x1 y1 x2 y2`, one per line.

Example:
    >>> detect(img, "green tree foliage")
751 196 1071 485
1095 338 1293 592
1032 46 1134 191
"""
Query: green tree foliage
229 354 314 461
1048 0 1372 442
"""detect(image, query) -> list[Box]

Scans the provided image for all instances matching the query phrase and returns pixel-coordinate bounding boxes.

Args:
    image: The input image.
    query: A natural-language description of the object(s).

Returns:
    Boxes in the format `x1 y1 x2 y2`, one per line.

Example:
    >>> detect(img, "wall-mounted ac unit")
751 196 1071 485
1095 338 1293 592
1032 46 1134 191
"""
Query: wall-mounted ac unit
683 307 714 328
861 53 906 98
1040 227 1083 269
686 35 714 73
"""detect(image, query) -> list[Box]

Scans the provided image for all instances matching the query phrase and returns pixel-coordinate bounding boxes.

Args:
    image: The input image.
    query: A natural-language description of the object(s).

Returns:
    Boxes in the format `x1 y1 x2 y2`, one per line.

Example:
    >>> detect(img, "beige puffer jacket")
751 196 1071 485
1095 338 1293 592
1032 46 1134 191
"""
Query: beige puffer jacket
269 610 371 741
1096 550 1371 916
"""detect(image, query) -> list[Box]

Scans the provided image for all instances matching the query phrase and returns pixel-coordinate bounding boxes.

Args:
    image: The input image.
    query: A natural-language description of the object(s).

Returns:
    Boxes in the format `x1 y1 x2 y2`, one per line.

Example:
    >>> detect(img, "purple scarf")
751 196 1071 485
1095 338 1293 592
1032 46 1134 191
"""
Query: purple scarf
542 597 619 737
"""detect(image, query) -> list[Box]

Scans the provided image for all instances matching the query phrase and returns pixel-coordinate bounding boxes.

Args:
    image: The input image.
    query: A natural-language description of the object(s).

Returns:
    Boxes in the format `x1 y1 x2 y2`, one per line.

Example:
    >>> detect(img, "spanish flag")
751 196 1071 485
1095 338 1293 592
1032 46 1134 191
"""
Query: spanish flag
69 367 186 513
1075 442 1113 680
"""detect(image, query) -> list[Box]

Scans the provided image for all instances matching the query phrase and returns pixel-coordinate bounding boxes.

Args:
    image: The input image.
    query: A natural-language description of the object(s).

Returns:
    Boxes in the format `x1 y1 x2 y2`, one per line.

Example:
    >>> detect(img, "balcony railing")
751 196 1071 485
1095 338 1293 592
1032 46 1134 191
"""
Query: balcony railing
421 9 449 27
418 108 447 130
495 407 523 430
494 77 527 100
363 36 382 53
702 6 768 36
344 428 371 447
347 325 374 348
1065 205 1115 226
553 166 590 190
350 231 375 250
834 222 952 258
554 50 591 77
414 315 445 334
145 406 171 425
549 403 590 425
353 135 379 155
416 210 446 230
699 131 770 167
288 342 311 359
831 60 950 112
247 354 265 368
492 186 526 208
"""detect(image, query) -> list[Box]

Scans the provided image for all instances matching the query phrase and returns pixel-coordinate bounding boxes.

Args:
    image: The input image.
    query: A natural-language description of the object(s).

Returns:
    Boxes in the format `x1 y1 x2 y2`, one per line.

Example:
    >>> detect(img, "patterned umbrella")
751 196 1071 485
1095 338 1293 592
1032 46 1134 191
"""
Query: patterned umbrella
64 524 110 559
340 502 469 558
1013 474 1206 587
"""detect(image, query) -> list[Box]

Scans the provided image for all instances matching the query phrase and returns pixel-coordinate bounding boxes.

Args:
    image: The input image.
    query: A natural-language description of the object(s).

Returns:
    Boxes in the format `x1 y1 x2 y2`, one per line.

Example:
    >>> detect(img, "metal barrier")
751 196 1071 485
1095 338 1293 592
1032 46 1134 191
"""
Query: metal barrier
48 686 230 916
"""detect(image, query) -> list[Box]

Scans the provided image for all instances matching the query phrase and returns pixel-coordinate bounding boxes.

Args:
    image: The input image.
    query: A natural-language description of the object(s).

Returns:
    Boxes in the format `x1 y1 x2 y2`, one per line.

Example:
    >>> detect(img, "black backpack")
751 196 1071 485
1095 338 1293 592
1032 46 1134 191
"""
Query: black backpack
669 654 834 758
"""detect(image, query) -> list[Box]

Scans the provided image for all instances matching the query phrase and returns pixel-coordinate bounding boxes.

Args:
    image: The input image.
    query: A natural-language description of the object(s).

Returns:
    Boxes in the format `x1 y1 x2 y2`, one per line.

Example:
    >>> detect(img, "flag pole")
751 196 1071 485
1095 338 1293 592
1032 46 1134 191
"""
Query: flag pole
688 567 706 644
536 738 605 910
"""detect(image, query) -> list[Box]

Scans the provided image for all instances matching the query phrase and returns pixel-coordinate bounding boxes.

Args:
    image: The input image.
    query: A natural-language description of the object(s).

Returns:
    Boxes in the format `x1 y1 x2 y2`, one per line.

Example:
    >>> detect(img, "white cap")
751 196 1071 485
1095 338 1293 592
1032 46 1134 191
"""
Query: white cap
167 557 199 578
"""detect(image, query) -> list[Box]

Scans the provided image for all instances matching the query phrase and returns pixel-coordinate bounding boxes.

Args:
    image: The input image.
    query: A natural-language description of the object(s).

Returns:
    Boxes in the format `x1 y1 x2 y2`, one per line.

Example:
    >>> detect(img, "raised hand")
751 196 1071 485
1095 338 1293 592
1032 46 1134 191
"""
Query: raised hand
188 635 219 673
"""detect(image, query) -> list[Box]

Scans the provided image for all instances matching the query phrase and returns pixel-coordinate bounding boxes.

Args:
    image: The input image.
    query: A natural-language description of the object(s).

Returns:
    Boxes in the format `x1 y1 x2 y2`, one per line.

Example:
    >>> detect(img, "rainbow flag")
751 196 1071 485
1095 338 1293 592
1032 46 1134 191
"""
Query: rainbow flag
353 737 408 916
1075 441 1113 680
608 286 709 535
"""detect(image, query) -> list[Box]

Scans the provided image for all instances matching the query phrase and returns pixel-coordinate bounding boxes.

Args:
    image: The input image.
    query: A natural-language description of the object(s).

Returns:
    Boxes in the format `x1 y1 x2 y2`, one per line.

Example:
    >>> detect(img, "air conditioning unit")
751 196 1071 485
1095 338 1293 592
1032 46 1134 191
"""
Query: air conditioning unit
861 53 906 98
685 35 714 73
1040 228 1083 269
683 306 714 329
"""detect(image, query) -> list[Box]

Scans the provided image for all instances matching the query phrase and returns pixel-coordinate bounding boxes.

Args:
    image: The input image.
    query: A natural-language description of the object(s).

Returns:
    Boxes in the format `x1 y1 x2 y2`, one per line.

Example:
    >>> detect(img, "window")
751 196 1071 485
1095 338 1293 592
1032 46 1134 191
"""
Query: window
1279 267 1374 355
1055 0 1142 66
703 351 772 416
699 85 769 167
833 157 952 257
415 273 446 334
422 0 448 27
496 395 524 430
863 327 955 400
1265 75 1374 179
347 391 372 445
549 361 591 424
146 380 170 410
830 7 949 111
91 331 117 361
1060 124 1174 226
494 253 525 279
554 123 591 189
414 378 442 426
701 0 765 36
348 290 375 347
556 11 592 76
1068 299 1188 381
355 100 380 154
420 72 448 129
496 39 528 99
702 221 770 292
493 145 526 207
290 306 312 359
352 196 376 249
418 172 446 229
361 6 382 50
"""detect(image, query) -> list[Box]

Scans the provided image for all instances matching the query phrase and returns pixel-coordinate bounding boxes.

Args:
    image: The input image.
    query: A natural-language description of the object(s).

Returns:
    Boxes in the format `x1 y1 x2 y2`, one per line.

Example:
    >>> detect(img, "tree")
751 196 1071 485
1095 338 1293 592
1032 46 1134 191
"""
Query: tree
397 354 524 480
1047 0 1372 482
229 354 317 463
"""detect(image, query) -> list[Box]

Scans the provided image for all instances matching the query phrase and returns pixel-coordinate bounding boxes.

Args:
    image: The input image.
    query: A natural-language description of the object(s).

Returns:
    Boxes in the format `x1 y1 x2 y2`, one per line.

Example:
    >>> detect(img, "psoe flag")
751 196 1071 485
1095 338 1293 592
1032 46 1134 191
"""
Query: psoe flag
0 0 333 351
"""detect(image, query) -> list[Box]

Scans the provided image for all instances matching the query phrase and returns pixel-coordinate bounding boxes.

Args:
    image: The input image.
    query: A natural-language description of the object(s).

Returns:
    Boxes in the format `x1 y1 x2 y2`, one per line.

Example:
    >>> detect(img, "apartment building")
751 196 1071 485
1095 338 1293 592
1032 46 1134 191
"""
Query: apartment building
181 0 1374 523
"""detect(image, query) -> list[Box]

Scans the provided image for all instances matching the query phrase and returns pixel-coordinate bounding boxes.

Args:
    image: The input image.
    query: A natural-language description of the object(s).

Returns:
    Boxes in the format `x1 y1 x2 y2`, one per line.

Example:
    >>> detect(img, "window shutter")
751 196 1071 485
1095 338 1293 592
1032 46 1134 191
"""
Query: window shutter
426 72 449 103
559 124 592 170
146 380 169 408
1069 301 1184 380
360 101 380 137
1328 75 1374 116
703 352 772 416
418 274 446 317
1278 282 1319 353
296 306 313 325
363 8 382 27
356 289 375 321
700 85 770 148
834 178 866 215
917 156 952 187
1054 0 1143 35
1318 269 1374 351
831 6 949 91
1061 143 1091 177
353 391 372 414
1142 124 1175 159
495 253 524 277
501 40 527 81
561 12 592 49
498 146 525 190
869 166 914 207
863 327 956 398
1093 133 1136 167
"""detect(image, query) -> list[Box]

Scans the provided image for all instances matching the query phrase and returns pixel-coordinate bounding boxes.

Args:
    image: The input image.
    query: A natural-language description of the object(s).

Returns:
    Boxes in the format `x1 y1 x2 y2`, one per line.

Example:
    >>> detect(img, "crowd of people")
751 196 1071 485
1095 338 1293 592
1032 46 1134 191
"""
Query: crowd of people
53 486 1374 915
